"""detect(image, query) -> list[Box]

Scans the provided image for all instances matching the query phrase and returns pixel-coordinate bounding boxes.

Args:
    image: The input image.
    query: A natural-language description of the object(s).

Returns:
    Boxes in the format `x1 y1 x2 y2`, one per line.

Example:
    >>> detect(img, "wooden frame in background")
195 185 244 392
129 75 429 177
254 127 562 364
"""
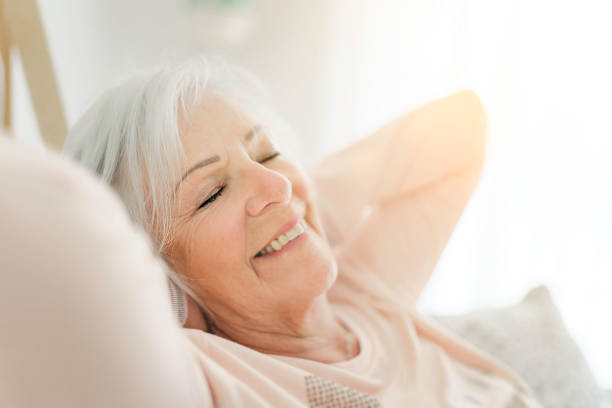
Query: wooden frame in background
1 0 67 149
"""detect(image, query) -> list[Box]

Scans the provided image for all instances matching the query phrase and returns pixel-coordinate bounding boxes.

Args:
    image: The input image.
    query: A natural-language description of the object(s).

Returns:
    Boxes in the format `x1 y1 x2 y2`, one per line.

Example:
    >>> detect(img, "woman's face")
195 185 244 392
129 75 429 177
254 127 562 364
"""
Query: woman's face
167 96 337 325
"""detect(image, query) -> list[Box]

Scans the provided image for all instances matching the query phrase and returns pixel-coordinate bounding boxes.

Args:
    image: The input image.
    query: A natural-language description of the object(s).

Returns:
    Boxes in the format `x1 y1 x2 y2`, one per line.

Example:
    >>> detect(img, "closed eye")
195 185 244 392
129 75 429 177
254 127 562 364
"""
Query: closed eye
260 152 280 163
198 186 225 210
196 152 278 211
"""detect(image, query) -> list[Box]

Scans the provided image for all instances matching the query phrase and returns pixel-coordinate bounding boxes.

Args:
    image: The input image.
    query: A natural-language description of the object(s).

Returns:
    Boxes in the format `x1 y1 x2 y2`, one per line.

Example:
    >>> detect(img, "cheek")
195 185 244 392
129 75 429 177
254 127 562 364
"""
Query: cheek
278 163 316 215
193 218 244 273
288 165 315 202
172 208 246 283
285 165 327 237
178 214 257 309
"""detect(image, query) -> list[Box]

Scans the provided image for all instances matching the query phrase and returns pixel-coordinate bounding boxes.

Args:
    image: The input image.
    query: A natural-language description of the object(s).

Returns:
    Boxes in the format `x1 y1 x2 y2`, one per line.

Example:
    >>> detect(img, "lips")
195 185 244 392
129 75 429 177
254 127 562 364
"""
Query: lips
252 198 308 259
254 219 307 257
253 214 307 258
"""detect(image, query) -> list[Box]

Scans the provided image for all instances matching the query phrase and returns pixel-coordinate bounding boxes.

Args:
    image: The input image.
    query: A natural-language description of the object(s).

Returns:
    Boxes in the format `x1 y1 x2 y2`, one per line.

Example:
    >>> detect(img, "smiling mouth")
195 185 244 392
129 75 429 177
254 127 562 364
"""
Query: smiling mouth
254 220 307 258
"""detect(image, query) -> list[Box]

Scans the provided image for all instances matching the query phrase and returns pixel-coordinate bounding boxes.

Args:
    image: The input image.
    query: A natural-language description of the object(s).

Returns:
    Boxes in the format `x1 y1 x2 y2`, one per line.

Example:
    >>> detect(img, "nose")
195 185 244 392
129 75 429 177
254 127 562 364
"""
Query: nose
244 163 292 217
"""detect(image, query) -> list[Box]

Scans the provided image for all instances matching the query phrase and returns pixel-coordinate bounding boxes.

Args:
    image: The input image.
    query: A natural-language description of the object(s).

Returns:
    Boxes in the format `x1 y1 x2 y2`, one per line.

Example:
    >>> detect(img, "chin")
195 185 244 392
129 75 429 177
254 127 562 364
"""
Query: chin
283 257 338 305
308 256 338 297
324 259 339 291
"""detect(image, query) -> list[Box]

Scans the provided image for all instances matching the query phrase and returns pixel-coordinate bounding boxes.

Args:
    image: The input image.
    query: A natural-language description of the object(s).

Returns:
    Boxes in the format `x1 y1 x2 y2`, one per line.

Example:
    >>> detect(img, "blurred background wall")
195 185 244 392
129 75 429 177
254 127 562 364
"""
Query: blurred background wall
8 0 612 387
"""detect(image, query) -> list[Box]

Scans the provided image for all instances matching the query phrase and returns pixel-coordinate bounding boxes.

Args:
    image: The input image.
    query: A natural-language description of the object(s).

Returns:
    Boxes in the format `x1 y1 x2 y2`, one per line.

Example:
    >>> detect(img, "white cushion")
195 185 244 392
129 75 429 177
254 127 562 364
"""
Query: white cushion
435 286 605 408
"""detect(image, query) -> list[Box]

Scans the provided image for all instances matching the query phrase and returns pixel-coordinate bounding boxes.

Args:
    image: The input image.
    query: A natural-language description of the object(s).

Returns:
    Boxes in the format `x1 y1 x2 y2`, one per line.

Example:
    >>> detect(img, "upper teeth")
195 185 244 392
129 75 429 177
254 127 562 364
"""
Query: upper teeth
256 220 306 257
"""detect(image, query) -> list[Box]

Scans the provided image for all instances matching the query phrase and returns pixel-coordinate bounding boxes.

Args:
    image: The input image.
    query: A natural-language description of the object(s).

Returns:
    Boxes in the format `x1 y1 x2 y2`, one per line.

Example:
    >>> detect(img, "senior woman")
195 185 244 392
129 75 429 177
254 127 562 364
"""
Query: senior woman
59 57 540 407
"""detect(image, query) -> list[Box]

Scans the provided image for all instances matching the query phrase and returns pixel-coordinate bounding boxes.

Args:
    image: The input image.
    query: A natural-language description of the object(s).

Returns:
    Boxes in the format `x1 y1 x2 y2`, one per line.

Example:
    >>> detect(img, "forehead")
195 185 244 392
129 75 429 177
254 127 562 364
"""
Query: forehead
179 95 255 157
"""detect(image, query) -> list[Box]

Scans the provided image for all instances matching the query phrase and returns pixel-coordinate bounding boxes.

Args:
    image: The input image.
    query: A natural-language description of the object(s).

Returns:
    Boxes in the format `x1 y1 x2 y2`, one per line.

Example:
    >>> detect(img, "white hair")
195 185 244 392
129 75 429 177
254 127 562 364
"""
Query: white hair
63 56 294 319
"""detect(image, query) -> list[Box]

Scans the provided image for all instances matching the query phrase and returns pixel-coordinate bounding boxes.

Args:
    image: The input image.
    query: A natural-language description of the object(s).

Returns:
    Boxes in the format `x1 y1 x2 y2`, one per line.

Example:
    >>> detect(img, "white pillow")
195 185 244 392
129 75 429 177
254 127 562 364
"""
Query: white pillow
434 286 605 408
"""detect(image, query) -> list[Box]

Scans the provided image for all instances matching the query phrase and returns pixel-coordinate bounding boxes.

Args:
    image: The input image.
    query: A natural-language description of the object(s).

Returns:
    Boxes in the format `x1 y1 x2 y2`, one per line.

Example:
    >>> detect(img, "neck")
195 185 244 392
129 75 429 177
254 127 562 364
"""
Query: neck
208 294 357 364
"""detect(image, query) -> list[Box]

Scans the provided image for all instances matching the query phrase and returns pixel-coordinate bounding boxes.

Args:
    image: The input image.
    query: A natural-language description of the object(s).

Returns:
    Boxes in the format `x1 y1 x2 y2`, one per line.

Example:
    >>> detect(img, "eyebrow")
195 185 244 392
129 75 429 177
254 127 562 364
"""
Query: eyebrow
175 127 261 191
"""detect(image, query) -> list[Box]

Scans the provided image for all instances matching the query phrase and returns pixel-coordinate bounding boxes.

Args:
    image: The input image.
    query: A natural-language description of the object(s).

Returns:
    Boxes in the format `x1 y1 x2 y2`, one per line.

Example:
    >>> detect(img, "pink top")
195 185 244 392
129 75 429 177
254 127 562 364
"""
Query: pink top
182 91 542 407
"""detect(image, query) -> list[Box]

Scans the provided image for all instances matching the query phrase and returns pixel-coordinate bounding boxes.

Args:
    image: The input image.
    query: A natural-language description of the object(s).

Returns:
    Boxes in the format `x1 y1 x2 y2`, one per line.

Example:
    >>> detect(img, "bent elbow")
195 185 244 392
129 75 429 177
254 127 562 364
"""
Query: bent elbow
450 89 487 169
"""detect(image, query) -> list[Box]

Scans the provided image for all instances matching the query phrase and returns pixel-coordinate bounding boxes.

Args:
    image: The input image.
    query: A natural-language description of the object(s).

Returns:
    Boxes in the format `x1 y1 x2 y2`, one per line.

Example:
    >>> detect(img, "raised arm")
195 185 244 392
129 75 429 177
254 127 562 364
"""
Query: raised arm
0 139 210 408
310 90 486 306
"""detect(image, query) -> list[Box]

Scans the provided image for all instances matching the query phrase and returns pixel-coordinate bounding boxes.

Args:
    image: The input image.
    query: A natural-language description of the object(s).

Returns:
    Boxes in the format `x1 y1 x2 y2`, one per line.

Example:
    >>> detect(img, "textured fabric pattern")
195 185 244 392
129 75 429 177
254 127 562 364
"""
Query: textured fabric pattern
305 376 382 408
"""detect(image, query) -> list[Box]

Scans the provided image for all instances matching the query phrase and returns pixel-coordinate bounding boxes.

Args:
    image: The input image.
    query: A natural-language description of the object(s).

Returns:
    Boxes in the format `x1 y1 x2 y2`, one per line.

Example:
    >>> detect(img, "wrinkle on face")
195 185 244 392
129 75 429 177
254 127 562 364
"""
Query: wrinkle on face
163 95 337 340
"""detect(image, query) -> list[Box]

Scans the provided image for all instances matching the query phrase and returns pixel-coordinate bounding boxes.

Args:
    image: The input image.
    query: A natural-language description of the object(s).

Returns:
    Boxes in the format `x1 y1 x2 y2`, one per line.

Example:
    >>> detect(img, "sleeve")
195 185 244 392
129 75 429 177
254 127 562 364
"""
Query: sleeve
0 139 211 408
310 90 486 307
